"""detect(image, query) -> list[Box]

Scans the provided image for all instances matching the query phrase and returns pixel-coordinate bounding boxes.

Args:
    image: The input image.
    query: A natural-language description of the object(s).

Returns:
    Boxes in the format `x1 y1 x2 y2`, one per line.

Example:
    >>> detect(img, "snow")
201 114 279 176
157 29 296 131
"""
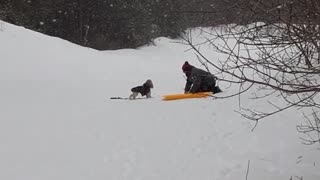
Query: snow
0 20 319 180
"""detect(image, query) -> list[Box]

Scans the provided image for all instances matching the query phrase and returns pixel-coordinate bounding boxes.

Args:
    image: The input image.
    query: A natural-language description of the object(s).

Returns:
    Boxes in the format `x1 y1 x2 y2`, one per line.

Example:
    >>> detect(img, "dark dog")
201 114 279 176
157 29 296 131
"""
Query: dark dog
129 79 154 100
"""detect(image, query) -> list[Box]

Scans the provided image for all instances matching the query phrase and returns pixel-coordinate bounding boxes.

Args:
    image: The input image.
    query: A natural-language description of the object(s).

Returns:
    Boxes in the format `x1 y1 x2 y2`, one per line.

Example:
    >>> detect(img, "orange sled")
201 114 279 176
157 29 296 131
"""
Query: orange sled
162 92 212 101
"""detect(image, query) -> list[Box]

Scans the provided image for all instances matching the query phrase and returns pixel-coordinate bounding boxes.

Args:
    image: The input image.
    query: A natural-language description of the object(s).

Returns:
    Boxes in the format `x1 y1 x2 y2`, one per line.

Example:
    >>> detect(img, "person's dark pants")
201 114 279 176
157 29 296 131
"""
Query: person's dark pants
199 76 222 93
199 76 216 92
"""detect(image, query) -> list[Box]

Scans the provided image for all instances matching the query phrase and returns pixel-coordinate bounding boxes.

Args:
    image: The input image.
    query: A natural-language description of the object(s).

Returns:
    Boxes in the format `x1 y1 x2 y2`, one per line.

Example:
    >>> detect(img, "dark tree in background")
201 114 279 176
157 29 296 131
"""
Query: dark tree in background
2 0 265 50
0 0 192 50
0 0 254 49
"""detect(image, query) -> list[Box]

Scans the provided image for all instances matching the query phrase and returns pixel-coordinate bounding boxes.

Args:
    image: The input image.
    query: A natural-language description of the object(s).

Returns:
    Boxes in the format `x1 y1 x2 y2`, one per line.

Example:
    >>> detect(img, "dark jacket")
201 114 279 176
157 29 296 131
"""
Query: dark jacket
131 82 152 96
185 66 216 93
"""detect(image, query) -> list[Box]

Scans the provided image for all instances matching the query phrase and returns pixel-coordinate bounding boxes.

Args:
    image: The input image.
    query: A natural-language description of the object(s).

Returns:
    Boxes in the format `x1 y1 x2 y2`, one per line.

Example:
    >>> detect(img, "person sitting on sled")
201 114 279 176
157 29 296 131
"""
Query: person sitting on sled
182 61 222 94
129 79 154 100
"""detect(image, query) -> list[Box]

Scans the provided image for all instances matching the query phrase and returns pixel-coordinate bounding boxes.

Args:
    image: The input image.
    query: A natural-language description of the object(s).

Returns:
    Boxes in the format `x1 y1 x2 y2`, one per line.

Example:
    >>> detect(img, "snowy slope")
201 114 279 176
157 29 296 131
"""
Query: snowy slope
0 20 319 180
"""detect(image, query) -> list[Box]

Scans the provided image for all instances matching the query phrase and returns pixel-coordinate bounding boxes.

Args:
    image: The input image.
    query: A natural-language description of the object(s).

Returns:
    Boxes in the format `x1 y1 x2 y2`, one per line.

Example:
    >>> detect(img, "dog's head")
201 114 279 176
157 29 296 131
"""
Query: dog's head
146 79 154 88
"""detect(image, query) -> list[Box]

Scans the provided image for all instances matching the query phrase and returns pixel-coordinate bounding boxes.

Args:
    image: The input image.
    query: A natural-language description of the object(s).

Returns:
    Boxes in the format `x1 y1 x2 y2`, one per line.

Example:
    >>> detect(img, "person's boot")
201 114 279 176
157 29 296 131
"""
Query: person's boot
213 86 222 93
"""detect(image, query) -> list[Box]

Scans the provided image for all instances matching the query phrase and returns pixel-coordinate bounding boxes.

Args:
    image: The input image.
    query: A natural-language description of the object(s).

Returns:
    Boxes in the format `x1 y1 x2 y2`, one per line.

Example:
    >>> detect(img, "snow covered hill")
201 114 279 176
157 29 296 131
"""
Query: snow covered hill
0 20 319 180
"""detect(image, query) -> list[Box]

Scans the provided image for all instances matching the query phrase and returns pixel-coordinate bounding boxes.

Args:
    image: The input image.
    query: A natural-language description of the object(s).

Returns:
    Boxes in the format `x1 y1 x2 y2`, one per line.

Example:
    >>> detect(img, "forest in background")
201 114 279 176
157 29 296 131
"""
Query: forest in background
0 0 319 50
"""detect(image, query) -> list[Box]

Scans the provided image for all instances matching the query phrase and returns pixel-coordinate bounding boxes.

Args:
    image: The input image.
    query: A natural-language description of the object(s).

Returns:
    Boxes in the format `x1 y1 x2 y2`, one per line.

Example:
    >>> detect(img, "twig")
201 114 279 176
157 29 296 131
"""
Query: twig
246 160 250 180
